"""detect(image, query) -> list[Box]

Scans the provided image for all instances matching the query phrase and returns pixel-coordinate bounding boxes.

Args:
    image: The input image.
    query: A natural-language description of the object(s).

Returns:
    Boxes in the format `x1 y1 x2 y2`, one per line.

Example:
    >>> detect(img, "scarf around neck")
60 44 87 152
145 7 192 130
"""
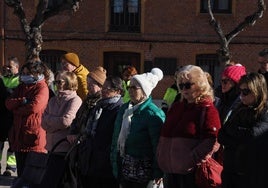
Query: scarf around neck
85 95 121 137
117 101 143 156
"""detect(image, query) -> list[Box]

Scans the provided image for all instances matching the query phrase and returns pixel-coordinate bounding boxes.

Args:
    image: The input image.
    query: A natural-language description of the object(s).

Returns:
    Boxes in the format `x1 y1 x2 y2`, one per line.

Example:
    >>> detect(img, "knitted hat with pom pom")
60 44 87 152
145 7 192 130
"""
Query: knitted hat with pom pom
132 68 163 97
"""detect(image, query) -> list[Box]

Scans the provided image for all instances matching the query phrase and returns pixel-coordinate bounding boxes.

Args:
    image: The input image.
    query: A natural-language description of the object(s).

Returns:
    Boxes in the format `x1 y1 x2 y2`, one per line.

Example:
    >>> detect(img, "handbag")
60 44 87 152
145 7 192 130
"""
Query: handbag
21 138 69 186
195 107 223 188
121 154 152 183
195 157 223 188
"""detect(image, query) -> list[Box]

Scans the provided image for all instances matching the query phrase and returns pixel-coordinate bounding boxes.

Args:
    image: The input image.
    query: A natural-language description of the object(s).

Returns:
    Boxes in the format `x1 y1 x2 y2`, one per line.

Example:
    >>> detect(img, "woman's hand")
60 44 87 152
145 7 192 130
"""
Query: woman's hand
154 178 163 185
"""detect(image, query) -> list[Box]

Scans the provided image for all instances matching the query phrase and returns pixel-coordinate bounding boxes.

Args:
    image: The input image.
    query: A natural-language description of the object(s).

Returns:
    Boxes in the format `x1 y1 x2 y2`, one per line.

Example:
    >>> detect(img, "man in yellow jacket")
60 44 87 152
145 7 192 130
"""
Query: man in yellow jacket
61 52 89 101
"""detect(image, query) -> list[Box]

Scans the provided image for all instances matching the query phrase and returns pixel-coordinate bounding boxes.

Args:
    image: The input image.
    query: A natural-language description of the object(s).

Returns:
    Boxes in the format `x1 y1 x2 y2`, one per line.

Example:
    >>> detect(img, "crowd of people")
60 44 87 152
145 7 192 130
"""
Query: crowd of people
0 48 268 188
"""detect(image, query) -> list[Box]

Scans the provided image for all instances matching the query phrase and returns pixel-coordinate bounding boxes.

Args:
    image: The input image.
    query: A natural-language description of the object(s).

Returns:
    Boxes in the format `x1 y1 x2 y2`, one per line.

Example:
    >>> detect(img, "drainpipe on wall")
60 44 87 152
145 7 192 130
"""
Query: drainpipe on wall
1 1 5 66
1 28 4 66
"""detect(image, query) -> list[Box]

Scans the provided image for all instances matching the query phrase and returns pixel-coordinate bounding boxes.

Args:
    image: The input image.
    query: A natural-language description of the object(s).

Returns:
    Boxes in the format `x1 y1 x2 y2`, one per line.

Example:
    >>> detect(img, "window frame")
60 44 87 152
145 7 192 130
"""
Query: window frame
146 57 178 76
109 0 141 33
39 50 66 73
200 0 232 14
196 54 221 87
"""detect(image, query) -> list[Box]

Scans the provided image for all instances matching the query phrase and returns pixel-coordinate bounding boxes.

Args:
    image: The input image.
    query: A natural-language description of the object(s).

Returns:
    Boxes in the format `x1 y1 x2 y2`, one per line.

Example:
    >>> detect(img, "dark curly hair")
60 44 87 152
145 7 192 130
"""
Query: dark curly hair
20 60 50 85
105 76 123 94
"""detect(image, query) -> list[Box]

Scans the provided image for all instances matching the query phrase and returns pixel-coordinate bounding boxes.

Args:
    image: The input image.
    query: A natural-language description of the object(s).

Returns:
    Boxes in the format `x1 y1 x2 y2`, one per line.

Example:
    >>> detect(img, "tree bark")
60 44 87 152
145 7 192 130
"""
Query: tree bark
208 0 266 65
5 0 81 61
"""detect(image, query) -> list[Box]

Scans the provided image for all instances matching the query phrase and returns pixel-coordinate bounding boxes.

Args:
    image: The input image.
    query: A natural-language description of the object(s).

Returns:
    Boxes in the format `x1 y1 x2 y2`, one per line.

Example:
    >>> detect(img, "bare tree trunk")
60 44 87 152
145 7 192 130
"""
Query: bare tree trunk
5 0 81 61
208 0 266 65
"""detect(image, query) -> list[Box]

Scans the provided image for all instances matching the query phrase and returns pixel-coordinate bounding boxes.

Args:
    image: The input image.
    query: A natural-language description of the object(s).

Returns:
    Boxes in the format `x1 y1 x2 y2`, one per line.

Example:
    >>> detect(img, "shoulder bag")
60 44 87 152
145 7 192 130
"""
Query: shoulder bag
195 107 223 188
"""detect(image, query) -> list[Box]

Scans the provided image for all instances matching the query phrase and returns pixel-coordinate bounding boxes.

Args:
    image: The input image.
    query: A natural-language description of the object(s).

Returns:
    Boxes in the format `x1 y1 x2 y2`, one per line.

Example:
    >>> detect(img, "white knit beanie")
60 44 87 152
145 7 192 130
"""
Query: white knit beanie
132 68 163 97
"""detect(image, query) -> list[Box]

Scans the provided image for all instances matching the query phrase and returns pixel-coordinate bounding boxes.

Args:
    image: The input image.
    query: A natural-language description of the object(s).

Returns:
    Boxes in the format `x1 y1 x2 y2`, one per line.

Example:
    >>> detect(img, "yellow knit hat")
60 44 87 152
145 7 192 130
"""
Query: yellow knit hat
63 53 80 67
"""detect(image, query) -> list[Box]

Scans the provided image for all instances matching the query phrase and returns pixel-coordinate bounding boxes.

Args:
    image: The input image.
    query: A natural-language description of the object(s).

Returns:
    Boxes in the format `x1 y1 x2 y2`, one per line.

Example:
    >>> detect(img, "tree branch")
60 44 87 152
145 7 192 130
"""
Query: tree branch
208 0 266 63
44 0 82 20
5 0 31 38
208 0 230 62
226 0 266 42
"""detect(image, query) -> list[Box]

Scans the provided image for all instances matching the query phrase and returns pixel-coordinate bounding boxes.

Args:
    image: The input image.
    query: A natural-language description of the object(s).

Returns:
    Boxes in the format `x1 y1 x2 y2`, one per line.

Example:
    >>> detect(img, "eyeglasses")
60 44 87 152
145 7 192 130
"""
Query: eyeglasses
53 80 65 85
102 87 115 92
178 82 194 90
221 78 231 85
239 88 251 96
61 61 70 67
127 85 142 90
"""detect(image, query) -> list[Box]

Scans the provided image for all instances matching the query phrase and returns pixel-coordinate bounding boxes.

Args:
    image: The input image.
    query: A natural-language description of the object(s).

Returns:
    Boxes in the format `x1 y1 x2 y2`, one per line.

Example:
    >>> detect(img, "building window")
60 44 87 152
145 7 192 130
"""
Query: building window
200 0 232 14
104 52 141 77
110 0 141 33
196 54 221 88
39 50 66 73
144 58 177 76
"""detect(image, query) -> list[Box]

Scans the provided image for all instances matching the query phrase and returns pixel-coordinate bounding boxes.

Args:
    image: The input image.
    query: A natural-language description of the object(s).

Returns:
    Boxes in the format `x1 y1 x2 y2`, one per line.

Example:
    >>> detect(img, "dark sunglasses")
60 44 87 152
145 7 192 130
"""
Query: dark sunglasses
127 85 142 90
239 88 251 96
53 80 65 85
221 79 230 85
179 82 194 90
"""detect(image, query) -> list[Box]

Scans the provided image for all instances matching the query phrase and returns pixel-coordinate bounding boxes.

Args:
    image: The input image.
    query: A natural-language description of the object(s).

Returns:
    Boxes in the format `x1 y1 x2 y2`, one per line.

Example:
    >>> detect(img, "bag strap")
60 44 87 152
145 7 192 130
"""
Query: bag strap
49 137 80 161
199 106 207 139
51 138 68 152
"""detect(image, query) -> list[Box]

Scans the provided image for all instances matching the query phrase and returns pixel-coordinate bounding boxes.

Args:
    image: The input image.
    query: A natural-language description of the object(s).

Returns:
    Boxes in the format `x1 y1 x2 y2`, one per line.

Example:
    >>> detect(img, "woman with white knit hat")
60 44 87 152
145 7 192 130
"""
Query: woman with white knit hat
111 68 166 188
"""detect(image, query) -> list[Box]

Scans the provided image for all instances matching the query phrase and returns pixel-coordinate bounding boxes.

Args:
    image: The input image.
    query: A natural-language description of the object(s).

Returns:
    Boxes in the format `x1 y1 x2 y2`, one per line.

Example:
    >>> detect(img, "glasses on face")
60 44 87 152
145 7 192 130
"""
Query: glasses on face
178 82 194 90
239 88 251 96
87 78 99 86
102 87 115 92
127 85 142 90
221 78 231 85
61 60 69 67
53 80 65 85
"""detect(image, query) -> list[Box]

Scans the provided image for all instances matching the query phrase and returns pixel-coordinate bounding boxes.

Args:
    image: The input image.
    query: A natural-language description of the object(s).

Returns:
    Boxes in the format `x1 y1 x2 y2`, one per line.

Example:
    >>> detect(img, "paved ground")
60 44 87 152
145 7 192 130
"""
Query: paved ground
0 142 17 188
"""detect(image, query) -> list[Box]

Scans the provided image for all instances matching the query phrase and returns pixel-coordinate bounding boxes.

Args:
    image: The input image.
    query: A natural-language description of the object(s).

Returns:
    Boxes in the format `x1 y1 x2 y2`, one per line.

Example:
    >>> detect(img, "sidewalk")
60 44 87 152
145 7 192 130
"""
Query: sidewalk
0 141 16 188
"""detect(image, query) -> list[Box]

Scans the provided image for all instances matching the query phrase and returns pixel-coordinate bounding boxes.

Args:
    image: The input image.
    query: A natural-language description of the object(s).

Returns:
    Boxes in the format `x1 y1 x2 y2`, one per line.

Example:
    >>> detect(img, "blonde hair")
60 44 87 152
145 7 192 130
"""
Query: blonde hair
176 65 214 103
55 71 78 91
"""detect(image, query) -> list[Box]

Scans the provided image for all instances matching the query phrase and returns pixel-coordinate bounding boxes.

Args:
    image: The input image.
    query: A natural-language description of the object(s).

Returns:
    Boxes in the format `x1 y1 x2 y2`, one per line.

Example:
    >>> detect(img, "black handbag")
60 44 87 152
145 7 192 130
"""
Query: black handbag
21 138 71 187
121 154 152 183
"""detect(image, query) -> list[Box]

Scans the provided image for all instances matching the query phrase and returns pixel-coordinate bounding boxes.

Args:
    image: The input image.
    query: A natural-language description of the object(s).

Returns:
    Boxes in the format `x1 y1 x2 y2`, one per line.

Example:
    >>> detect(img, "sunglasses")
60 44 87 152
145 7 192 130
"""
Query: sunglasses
239 88 251 96
221 79 231 85
53 80 65 85
179 82 194 90
127 85 142 90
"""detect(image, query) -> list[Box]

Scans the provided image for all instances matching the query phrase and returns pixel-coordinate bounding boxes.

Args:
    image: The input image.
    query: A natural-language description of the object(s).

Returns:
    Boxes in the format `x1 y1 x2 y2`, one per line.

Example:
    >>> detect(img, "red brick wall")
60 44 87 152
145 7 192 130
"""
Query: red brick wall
1 0 268 99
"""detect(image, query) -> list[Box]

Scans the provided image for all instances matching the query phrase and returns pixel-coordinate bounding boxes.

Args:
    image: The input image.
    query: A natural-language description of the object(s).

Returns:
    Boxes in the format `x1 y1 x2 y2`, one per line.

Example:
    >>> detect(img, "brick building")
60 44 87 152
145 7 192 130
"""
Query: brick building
0 0 268 99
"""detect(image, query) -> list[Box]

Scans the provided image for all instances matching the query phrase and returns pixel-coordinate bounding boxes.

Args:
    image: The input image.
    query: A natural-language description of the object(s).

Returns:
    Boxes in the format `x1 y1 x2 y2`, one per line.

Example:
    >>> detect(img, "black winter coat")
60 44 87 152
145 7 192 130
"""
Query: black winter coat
216 86 240 125
218 103 268 188
77 97 123 178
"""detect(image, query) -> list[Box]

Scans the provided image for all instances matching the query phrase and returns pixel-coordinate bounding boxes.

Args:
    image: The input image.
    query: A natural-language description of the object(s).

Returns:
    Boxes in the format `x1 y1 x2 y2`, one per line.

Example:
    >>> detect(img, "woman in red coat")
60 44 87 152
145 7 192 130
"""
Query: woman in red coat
157 65 221 188
5 60 49 177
